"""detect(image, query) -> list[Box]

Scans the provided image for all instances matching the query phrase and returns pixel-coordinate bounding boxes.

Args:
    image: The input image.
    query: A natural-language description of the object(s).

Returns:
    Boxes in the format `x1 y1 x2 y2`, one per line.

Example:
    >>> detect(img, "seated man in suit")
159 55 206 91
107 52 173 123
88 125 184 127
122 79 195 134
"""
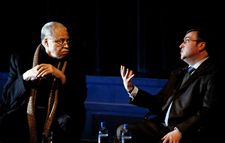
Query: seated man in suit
116 28 223 143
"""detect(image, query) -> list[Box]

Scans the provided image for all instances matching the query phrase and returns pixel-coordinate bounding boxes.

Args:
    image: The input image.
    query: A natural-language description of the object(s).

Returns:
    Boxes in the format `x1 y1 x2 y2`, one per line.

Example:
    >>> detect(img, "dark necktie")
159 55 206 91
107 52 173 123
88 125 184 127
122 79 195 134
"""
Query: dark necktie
187 66 195 74
181 66 195 87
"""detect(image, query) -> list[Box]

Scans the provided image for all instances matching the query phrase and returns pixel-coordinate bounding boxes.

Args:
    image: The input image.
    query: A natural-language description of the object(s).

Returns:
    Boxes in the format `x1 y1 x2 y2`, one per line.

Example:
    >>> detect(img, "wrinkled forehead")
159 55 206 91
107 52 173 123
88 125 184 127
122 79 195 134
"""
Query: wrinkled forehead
51 27 69 39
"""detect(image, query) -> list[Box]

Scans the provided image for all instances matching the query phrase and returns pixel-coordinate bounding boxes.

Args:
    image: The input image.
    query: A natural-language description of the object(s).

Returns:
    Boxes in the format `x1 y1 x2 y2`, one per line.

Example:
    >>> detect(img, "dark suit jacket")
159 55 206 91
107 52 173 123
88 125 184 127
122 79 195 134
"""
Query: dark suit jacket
131 58 222 142
0 45 87 143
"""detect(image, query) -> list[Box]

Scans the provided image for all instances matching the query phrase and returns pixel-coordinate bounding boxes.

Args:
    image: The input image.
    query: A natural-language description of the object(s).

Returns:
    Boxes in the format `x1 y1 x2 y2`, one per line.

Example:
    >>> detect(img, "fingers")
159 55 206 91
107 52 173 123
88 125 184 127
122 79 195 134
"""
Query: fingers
120 65 134 79
128 69 134 78
35 64 53 78
162 135 169 143
161 131 181 143
120 65 125 77
127 72 134 81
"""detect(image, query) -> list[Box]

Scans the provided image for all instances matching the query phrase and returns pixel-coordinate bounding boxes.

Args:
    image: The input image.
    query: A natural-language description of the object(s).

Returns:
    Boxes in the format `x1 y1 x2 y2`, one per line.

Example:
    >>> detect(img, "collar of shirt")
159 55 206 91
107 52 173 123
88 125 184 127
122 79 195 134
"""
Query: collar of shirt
189 56 209 70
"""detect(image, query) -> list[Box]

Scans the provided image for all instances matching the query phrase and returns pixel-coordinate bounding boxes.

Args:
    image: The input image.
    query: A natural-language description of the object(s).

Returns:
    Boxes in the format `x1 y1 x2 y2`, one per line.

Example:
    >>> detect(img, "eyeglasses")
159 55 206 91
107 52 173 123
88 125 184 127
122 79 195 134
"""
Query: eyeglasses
182 38 199 44
49 38 70 46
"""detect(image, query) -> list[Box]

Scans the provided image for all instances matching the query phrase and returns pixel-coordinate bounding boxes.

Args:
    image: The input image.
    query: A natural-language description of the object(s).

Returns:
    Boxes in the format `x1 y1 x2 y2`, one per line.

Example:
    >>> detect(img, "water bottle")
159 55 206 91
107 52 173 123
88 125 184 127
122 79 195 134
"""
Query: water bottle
42 131 53 143
121 124 132 143
98 121 109 143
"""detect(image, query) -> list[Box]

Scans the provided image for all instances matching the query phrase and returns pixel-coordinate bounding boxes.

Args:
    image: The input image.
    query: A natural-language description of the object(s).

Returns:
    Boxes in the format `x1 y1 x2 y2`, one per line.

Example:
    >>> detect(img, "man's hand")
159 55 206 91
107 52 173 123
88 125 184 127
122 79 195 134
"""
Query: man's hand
23 64 66 84
120 65 135 92
161 128 182 143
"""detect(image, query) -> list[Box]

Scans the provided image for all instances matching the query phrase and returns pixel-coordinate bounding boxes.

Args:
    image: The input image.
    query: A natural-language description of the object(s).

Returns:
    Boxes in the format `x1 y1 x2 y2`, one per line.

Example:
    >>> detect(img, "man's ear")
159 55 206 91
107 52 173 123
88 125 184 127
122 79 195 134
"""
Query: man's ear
199 42 206 52
42 38 48 46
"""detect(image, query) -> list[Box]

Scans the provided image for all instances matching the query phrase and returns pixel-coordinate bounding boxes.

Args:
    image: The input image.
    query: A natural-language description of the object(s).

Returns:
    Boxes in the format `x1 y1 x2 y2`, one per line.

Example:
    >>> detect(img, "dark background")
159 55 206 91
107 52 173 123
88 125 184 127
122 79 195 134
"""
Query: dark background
0 0 224 78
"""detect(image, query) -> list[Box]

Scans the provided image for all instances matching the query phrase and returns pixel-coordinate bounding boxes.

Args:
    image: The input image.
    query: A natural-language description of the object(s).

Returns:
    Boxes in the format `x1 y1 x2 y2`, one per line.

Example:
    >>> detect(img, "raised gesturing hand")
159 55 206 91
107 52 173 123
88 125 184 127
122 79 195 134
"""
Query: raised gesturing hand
120 65 135 92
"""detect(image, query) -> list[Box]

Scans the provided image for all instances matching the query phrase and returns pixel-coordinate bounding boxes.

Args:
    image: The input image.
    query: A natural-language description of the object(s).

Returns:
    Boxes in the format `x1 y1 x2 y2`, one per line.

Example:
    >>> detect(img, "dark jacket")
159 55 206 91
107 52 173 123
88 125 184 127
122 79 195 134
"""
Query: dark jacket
0 45 87 143
131 58 222 143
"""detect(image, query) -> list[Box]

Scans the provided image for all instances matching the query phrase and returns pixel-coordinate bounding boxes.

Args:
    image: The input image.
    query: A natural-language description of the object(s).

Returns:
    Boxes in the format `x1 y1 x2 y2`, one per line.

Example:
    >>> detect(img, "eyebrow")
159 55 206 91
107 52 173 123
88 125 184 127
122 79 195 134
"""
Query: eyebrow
184 36 191 39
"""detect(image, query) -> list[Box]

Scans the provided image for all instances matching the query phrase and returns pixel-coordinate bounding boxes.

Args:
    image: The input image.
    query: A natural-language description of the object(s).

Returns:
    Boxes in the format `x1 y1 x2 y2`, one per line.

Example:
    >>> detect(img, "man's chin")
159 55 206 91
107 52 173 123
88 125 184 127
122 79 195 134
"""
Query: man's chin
181 56 186 60
58 54 69 59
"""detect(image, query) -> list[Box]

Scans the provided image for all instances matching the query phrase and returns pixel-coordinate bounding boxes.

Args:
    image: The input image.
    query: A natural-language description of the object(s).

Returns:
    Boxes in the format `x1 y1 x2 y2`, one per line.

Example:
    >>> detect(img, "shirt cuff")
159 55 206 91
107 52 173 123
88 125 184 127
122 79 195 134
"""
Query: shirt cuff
128 86 138 100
